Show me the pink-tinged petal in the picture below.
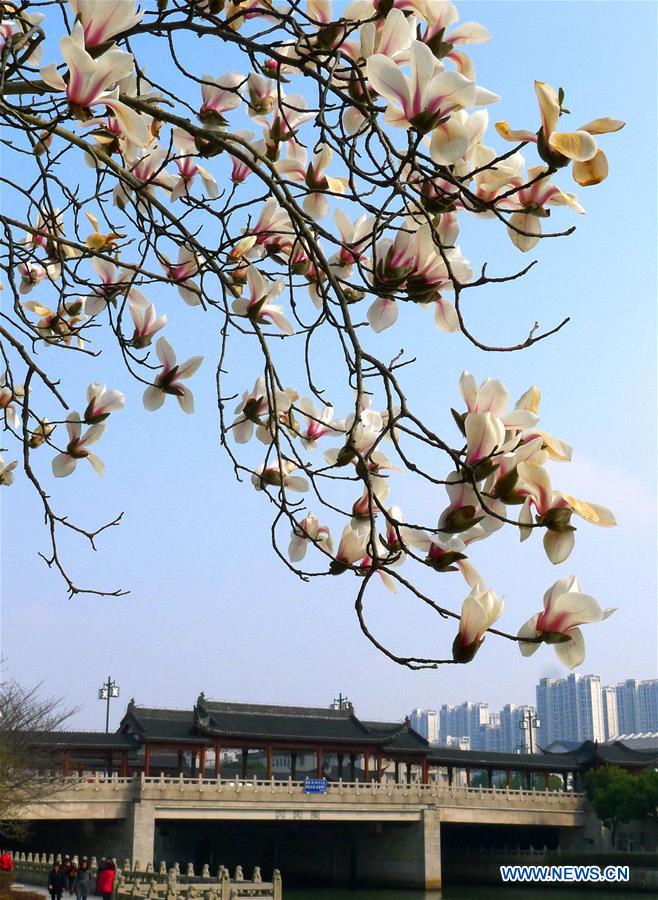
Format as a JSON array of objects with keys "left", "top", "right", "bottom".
[
  {"left": 85, "top": 294, "right": 107, "bottom": 316},
  {"left": 177, "top": 283, "right": 202, "bottom": 307},
  {"left": 543, "top": 529, "right": 575, "bottom": 565},
  {"left": 502, "top": 409, "right": 539, "bottom": 429},
  {"left": 542, "top": 591, "right": 603, "bottom": 631},
  {"left": 52, "top": 453, "right": 77, "bottom": 478},
  {"left": 285, "top": 475, "right": 309, "bottom": 493},
  {"left": 507, "top": 211, "right": 541, "bottom": 253},
  {"left": 81, "top": 422, "right": 106, "bottom": 446},
  {"left": 66, "top": 413, "right": 82, "bottom": 442},
  {"left": 176, "top": 385, "right": 195, "bottom": 415},
  {"left": 449, "top": 22, "right": 491, "bottom": 45},
  {"left": 102, "top": 97, "right": 150, "bottom": 148},
  {"left": 40, "top": 63, "right": 67, "bottom": 91},
  {"left": 517, "top": 614, "right": 541, "bottom": 657},
  {"left": 303, "top": 192, "right": 329, "bottom": 220},
  {"left": 572, "top": 148, "right": 609, "bottom": 186},
  {"left": 476, "top": 378, "right": 508, "bottom": 416},
  {"left": 548, "top": 130, "right": 597, "bottom": 162},
  {"left": 365, "top": 54, "right": 411, "bottom": 113},
  {"left": 367, "top": 297, "right": 398, "bottom": 333},
  {"left": 155, "top": 336, "right": 177, "bottom": 369},
  {"left": 433, "top": 297, "right": 459, "bottom": 332},
  {"left": 459, "top": 371, "right": 478, "bottom": 411},
  {"left": 265, "top": 308, "right": 295, "bottom": 335},
  {"left": 177, "top": 355, "right": 204, "bottom": 379},
  {"left": 143, "top": 385, "right": 165, "bottom": 411},
  {"left": 562, "top": 494, "right": 616, "bottom": 527},
  {"left": 85, "top": 450, "right": 105, "bottom": 477},
  {"left": 429, "top": 115, "right": 469, "bottom": 165},
  {"left": 554, "top": 626, "right": 585, "bottom": 669}
]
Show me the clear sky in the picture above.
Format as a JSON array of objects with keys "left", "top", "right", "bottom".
[{"left": 1, "top": 1, "right": 656, "bottom": 731}]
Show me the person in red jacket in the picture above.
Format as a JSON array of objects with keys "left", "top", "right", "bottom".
[
  {"left": 0, "top": 852, "right": 14, "bottom": 893},
  {"left": 0, "top": 852, "right": 13, "bottom": 872},
  {"left": 96, "top": 860, "right": 116, "bottom": 900}
]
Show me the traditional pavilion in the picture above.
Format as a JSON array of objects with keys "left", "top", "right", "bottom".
[{"left": 28, "top": 694, "right": 658, "bottom": 787}]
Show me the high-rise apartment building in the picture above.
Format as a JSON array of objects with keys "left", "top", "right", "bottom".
[
  {"left": 536, "top": 674, "right": 605, "bottom": 746},
  {"left": 410, "top": 708, "right": 439, "bottom": 745},
  {"left": 614, "top": 679, "right": 658, "bottom": 734},
  {"left": 439, "top": 702, "right": 490, "bottom": 750},
  {"left": 500, "top": 704, "right": 537, "bottom": 753},
  {"left": 602, "top": 686, "right": 618, "bottom": 741}
]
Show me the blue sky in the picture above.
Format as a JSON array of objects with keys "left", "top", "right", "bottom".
[{"left": 1, "top": 1, "right": 656, "bottom": 731}]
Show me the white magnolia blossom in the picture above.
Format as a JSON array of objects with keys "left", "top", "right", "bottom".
[{"left": 143, "top": 337, "right": 203, "bottom": 415}]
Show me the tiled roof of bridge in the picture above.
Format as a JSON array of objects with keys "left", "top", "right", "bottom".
[
  {"left": 120, "top": 704, "right": 202, "bottom": 744},
  {"left": 426, "top": 747, "right": 583, "bottom": 771},
  {"left": 30, "top": 731, "right": 139, "bottom": 749},
  {"left": 194, "top": 697, "right": 428, "bottom": 750}
]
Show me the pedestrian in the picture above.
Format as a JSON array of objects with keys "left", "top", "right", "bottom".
[
  {"left": 48, "top": 862, "right": 67, "bottom": 900},
  {"left": 0, "top": 850, "right": 14, "bottom": 893},
  {"left": 96, "top": 859, "right": 116, "bottom": 900},
  {"left": 67, "top": 859, "right": 78, "bottom": 895},
  {"left": 72, "top": 858, "right": 93, "bottom": 900}
]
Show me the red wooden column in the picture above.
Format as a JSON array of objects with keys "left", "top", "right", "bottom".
[
  {"left": 121, "top": 751, "right": 128, "bottom": 778},
  {"left": 177, "top": 750, "right": 184, "bottom": 774},
  {"left": 506, "top": 770, "right": 512, "bottom": 788},
  {"left": 421, "top": 759, "right": 429, "bottom": 785},
  {"left": 363, "top": 752, "right": 370, "bottom": 783},
  {"left": 266, "top": 746, "right": 273, "bottom": 781},
  {"left": 63, "top": 751, "right": 71, "bottom": 777},
  {"left": 144, "top": 746, "right": 151, "bottom": 777},
  {"left": 375, "top": 753, "right": 382, "bottom": 783},
  {"left": 199, "top": 747, "right": 206, "bottom": 778},
  {"left": 316, "top": 747, "right": 324, "bottom": 778},
  {"left": 405, "top": 762, "right": 411, "bottom": 783},
  {"left": 465, "top": 768, "right": 471, "bottom": 787},
  {"left": 215, "top": 742, "right": 221, "bottom": 779}
]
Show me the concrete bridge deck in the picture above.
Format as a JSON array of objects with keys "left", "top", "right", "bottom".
[{"left": 19, "top": 776, "right": 587, "bottom": 889}]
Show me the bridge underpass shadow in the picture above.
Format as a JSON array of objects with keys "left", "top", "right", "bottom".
[
  {"left": 441, "top": 822, "right": 559, "bottom": 885},
  {"left": 156, "top": 819, "right": 418, "bottom": 888}
]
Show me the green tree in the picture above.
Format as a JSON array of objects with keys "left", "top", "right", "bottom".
[{"left": 584, "top": 766, "right": 655, "bottom": 845}]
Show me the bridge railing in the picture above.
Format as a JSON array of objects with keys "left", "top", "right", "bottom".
[{"left": 45, "top": 772, "right": 584, "bottom": 806}]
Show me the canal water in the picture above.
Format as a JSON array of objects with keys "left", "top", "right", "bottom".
[{"left": 287, "top": 888, "right": 649, "bottom": 899}]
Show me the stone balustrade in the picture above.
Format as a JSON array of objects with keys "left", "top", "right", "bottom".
[{"left": 5, "top": 853, "right": 281, "bottom": 900}]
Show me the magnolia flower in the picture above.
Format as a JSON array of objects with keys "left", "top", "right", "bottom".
[
  {"left": 231, "top": 376, "right": 297, "bottom": 444},
  {"left": 496, "top": 81, "right": 624, "bottom": 186},
  {"left": 170, "top": 127, "right": 219, "bottom": 202},
  {"left": 17, "top": 261, "right": 60, "bottom": 295},
  {"left": 40, "top": 22, "right": 149, "bottom": 147},
  {"left": 517, "top": 461, "right": 616, "bottom": 564},
  {"left": 247, "top": 73, "right": 277, "bottom": 115},
  {"left": 85, "top": 256, "right": 131, "bottom": 315},
  {"left": 128, "top": 289, "right": 167, "bottom": 348},
  {"left": 161, "top": 246, "right": 201, "bottom": 306},
  {"left": 0, "top": 455, "right": 18, "bottom": 486},
  {"left": 29, "top": 419, "right": 56, "bottom": 449},
  {"left": 68, "top": 0, "right": 143, "bottom": 48},
  {"left": 251, "top": 458, "right": 309, "bottom": 492},
  {"left": 295, "top": 398, "right": 343, "bottom": 449},
  {"left": 464, "top": 411, "right": 507, "bottom": 467},
  {"left": 501, "top": 167, "right": 585, "bottom": 252},
  {"left": 288, "top": 512, "right": 333, "bottom": 562},
  {"left": 517, "top": 576, "right": 615, "bottom": 669},
  {"left": 302, "top": 145, "right": 348, "bottom": 220},
  {"left": 366, "top": 40, "right": 496, "bottom": 139},
  {"left": 52, "top": 413, "right": 105, "bottom": 478},
  {"left": 453, "top": 585, "right": 504, "bottom": 663},
  {"left": 232, "top": 266, "right": 294, "bottom": 334},
  {"left": 329, "top": 210, "right": 374, "bottom": 275},
  {"left": 84, "top": 382, "right": 125, "bottom": 424},
  {"left": 23, "top": 299, "right": 86, "bottom": 347},
  {"left": 199, "top": 73, "right": 244, "bottom": 125},
  {"left": 420, "top": 1, "right": 490, "bottom": 79},
  {"left": 330, "top": 523, "right": 368, "bottom": 573},
  {"left": 459, "top": 371, "right": 539, "bottom": 429},
  {"left": 226, "top": 131, "right": 260, "bottom": 183},
  {"left": 259, "top": 94, "right": 314, "bottom": 151},
  {"left": 247, "top": 198, "right": 295, "bottom": 258},
  {"left": 0, "top": 372, "right": 23, "bottom": 429},
  {"left": 142, "top": 337, "right": 203, "bottom": 414}
]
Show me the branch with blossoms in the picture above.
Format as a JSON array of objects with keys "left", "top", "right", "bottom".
[{"left": 0, "top": 0, "right": 625, "bottom": 667}]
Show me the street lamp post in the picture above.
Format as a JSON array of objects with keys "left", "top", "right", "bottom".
[
  {"left": 519, "top": 710, "right": 541, "bottom": 754},
  {"left": 98, "top": 676, "right": 120, "bottom": 733}
]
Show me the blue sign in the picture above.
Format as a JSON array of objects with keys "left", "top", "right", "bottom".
[{"left": 304, "top": 777, "right": 328, "bottom": 794}]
